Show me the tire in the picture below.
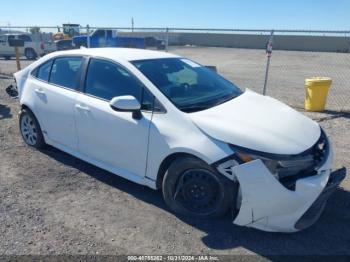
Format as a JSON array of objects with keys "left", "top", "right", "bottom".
[
  {"left": 25, "top": 48, "right": 37, "bottom": 60},
  {"left": 162, "top": 156, "right": 234, "bottom": 218},
  {"left": 19, "top": 108, "right": 45, "bottom": 148}
]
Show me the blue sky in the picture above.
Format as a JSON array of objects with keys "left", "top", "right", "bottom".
[{"left": 1, "top": 0, "right": 349, "bottom": 29}]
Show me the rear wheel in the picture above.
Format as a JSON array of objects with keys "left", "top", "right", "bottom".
[
  {"left": 162, "top": 157, "right": 234, "bottom": 218},
  {"left": 19, "top": 109, "right": 45, "bottom": 148},
  {"left": 25, "top": 48, "right": 37, "bottom": 60}
]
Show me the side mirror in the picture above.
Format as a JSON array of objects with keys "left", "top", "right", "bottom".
[{"left": 109, "top": 95, "right": 142, "bottom": 119}]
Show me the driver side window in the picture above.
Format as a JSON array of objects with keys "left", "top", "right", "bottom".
[{"left": 84, "top": 58, "right": 154, "bottom": 111}]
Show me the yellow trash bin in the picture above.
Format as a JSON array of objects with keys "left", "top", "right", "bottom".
[{"left": 305, "top": 77, "right": 332, "bottom": 112}]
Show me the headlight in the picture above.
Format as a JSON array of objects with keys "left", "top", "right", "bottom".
[
  {"left": 232, "top": 129, "right": 329, "bottom": 180},
  {"left": 235, "top": 151, "right": 315, "bottom": 180}
]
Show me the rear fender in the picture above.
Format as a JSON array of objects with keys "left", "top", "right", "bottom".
[{"left": 13, "top": 67, "right": 30, "bottom": 99}]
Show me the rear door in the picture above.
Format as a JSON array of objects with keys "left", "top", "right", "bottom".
[{"left": 30, "top": 56, "right": 83, "bottom": 150}]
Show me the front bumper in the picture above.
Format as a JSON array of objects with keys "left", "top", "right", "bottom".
[
  {"left": 294, "top": 167, "right": 346, "bottom": 230},
  {"left": 230, "top": 147, "right": 346, "bottom": 232}
]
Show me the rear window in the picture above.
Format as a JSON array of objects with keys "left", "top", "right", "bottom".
[
  {"left": 49, "top": 57, "right": 82, "bottom": 89},
  {"left": 18, "top": 35, "right": 32, "bottom": 42}
]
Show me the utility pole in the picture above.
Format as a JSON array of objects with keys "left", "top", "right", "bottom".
[
  {"left": 263, "top": 30, "right": 274, "bottom": 95},
  {"left": 131, "top": 18, "right": 134, "bottom": 32}
]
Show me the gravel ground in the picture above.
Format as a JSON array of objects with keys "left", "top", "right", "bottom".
[{"left": 0, "top": 48, "right": 349, "bottom": 257}]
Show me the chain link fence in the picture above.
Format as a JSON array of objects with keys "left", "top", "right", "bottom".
[{"left": 0, "top": 26, "right": 349, "bottom": 112}]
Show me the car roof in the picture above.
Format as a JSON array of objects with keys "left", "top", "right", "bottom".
[
  {"left": 50, "top": 47, "right": 180, "bottom": 62},
  {"left": 4, "top": 33, "right": 29, "bottom": 36}
]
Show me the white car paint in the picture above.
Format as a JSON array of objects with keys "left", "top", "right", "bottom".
[
  {"left": 30, "top": 78, "right": 79, "bottom": 150},
  {"left": 74, "top": 92, "right": 152, "bottom": 179},
  {"left": 190, "top": 89, "right": 321, "bottom": 155},
  {"left": 110, "top": 95, "right": 142, "bottom": 111},
  {"left": 14, "top": 48, "right": 337, "bottom": 232}
]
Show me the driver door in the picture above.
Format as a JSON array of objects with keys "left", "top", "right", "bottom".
[{"left": 75, "top": 58, "right": 153, "bottom": 178}]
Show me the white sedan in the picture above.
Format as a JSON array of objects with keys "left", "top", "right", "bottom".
[{"left": 14, "top": 48, "right": 345, "bottom": 232}]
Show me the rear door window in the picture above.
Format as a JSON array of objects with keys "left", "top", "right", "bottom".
[
  {"left": 18, "top": 35, "right": 32, "bottom": 42},
  {"left": 49, "top": 57, "right": 82, "bottom": 89},
  {"left": 36, "top": 60, "right": 53, "bottom": 81}
]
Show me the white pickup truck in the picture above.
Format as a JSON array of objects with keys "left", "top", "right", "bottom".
[{"left": 0, "top": 33, "right": 46, "bottom": 60}]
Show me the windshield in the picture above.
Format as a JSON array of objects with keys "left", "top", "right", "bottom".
[{"left": 132, "top": 58, "right": 242, "bottom": 113}]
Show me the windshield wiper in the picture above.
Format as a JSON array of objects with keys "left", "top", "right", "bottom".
[
  {"left": 211, "top": 95, "right": 235, "bottom": 107},
  {"left": 180, "top": 95, "right": 236, "bottom": 113},
  {"left": 180, "top": 105, "right": 211, "bottom": 113}
]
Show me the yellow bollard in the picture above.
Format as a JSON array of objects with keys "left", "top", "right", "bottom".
[{"left": 304, "top": 77, "right": 332, "bottom": 112}]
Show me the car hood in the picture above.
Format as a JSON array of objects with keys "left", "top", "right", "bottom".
[{"left": 189, "top": 90, "right": 321, "bottom": 155}]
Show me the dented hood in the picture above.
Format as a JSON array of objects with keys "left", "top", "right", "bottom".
[{"left": 189, "top": 90, "right": 321, "bottom": 155}]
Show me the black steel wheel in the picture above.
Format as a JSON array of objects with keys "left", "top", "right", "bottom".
[{"left": 162, "top": 157, "right": 234, "bottom": 218}]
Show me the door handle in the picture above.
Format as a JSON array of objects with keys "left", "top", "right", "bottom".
[
  {"left": 75, "top": 104, "right": 90, "bottom": 112},
  {"left": 35, "top": 88, "right": 45, "bottom": 94}
]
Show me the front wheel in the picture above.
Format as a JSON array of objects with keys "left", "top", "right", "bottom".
[
  {"left": 162, "top": 157, "right": 234, "bottom": 218},
  {"left": 25, "top": 48, "right": 37, "bottom": 60}
]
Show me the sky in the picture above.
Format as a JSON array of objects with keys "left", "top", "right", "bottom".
[{"left": 0, "top": 0, "right": 349, "bottom": 30}]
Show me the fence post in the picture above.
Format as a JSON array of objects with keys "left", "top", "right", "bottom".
[
  {"left": 86, "top": 24, "right": 90, "bottom": 48},
  {"left": 15, "top": 46, "right": 21, "bottom": 71},
  {"left": 165, "top": 27, "right": 169, "bottom": 52},
  {"left": 263, "top": 30, "right": 274, "bottom": 95}
]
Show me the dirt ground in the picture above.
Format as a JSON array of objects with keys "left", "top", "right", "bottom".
[{"left": 0, "top": 47, "right": 349, "bottom": 257}]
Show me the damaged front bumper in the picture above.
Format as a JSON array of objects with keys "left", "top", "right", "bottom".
[{"left": 229, "top": 147, "right": 346, "bottom": 232}]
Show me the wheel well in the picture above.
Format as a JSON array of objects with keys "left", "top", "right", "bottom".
[
  {"left": 156, "top": 152, "right": 203, "bottom": 190},
  {"left": 21, "top": 104, "right": 37, "bottom": 119},
  {"left": 21, "top": 104, "right": 31, "bottom": 111}
]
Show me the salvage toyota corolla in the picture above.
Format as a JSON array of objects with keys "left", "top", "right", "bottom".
[{"left": 14, "top": 48, "right": 346, "bottom": 232}]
